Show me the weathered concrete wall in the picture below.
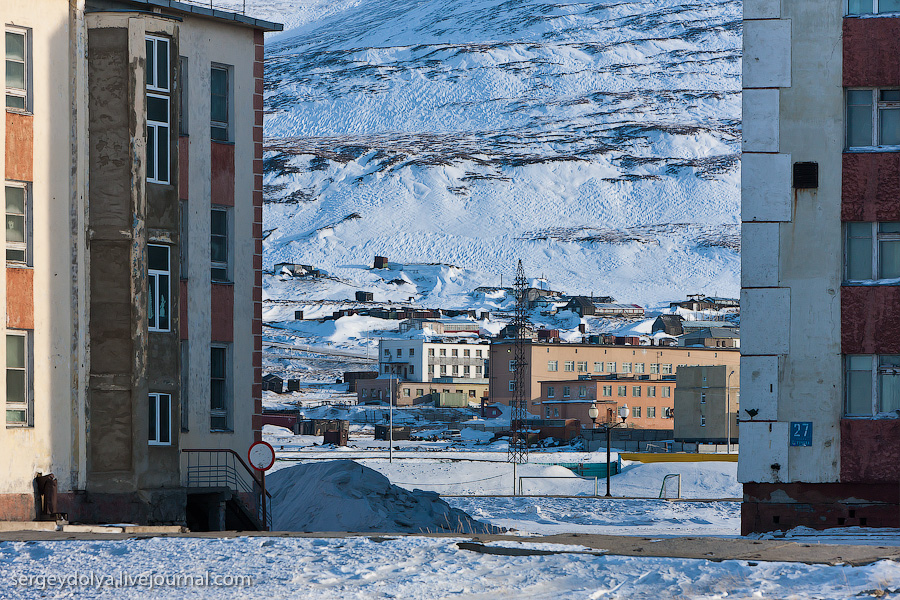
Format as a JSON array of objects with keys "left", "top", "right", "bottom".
[{"left": 674, "top": 365, "right": 739, "bottom": 444}]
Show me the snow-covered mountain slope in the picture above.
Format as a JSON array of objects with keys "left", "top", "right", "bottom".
[{"left": 247, "top": 0, "right": 742, "bottom": 308}]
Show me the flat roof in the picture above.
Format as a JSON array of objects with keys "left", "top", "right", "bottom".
[{"left": 121, "top": 0, "right": 283, "bottom": 31}]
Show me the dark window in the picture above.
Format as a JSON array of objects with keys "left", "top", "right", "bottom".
[
  {"left": 210, "top": 345, "right": 229, "bottom": 430},
  {"left": 210, "top": 66, "right": 229, "bottom": 142},
  {"left": 211, "top": 207, "right": 228, "bottom": 281}
]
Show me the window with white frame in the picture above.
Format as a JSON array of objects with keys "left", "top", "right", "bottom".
[
  {"left": 647, "top": 406, "right": 656, "bottom": 418},
  {"left": 146, "top": 36, "right": 170, "bottom": 184},
  {"left": 5, "top": 28, "right": 28, "bottom": 110},
  {"left": 563, "top": 385, "right": 570, "bottom": 397},
  {"left": 5, "top": 184, "right": 27, "bottom": 264},
  {"left": 577, "top": 361, "right": 587, "bottom": 373},
  {"left": 618, "top": 385, "right": 626, "bottom": 397},
  {"left": 621, "top": 362, "right": 632, "bottom": 373},
  {"left": 476, "top": 349, "right": 482, "bottom": 357},
  {"left": 428, "top": 348, "right": 434, "bottom": 356},
  {"left": 662, "top": 364, "right": 673, "bottom": 374},
  {"left": 476, "top": 365, "right": 482, "bottom": 375},
  {"left": 635, "top": 362, "right": 645, "bottom": 374},
  {"left": 661, "top": 386, "right": 671, "bottom": 398},
  {"left": 148, "top": 244, "right": 170, "bottom": 331},
  {"left": 440, "top": 348, "right": 446, "bottom": 356},
  {"left": 606, "top": 362, "right": 615, "bottom": 373},
  {"left": 632, "top": 406, "right": 641, "bottom": 418},
  {"left": 210, "top": 207, "right": 229, "bottom": 281},
  {"left": 452, "top": 365, "right": 458, "bottom": 375},
  {"left": 452, "top": 349, "right": 458, "bottom": 357},
  {"left": 593, "top": 362, "right": 603, "bottom": 373},
  {"left": 508, "top": 380, "right": 515, "bottom": 392},
  {"left": 579, "top": 385, "right": 586, "bottom": 397},
  {"left": 632, "top": 386, "right": 641, "bottom": 397},
  {"left": 845, "top": 222, "right": 900, "bottom": 281},
  {"left": 647, "top": 386, "right": 656, "bottom": 397},
  {"left": 650, "top": 363, "right": 659, "bottom": 374},
  {"left": 210, "top": 65, "right": 230, "bottom": 142},
  {"left": 149, "top": 392, "right": 171, "bottom": 445},
  {"left": 210, "top": 344, "right": 231, "bottom": 430},
  {"left": 463, "top": 365, "right": 470, "bottom": 376},
  {"left": 547, "top": 386, "right": 555, "bottom": 398},
  {"left": 564, "top": 361, "right": 575, "bottom": 372},
  {"left": 846, "top": 88, "right": 900, "bottom": 149},
  {"left": 602, "top": 385, "right": 612, "bottom": 397},
  {"left": 848, "top": 0, "right": 900, "bottom": 16},
  {"left": 700, "top": 414, "right": 706, "bottom": 427},
  {"left": 845, "top": 354, "right": 900, "bottom": 415},
  {"left": 5, "top": 331, "right": 30, "bottom": 425},
  {"left": 700, "top": 392, "right": 706, "bottom": 404},
  {"left": 548, "top": 360, "right": 558, "bottom": 372}
]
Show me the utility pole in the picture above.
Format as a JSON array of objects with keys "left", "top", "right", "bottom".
[{"left": 508, "top": 260, "right": 530, "bottom": 465}]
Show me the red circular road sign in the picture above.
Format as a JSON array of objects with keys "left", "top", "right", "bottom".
[{"left": 248, "top": 441, "right": 276, "bottom": 471}]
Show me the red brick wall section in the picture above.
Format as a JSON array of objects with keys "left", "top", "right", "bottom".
[
  {"left": 842, "top": 153, "right": 900, "bottom": 221},
  {"left": 210, "top": 142, "right": 234, "bottom": 206},
  {"left": 844, "top": 17, "right": 900, "bottom": 87},
  {"left": 841, "top": 285, "right": 900, "bottom": 354},
  {"left": 0, "top": 493, "right": 37, "bottom": 520},
  {"left": 210, "top": 282, "right": 233, "bottom": 343},
  {"left": 742, "top": 483, "right": 899, "bottom": 534},
  {"left": 5, "top": 112, "right": 33, "bottom": 181},
  {"left": 7, "top": 267, "right": 34, "bottom": 329},
  {"left": 841, "top": 419, "right": 900, "bottom": 483},
  {"left": 252, "top": 30, "right": 264, "bottom": 443}
]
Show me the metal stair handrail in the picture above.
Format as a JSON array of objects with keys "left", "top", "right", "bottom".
[{"left": 182, "top": 448, "right": 272, "bottom": 530}]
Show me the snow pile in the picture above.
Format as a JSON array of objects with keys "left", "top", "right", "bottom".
[{"left": 268, "top": 460, "right": 501, "bottom": 533}]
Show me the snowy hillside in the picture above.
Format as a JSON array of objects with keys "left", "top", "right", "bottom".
[{"left": 243, "top": 0, "right": 741, "bottom": 308}]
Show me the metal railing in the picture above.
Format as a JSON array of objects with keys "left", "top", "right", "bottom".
[
  {"left": 166, "top": 0, "right": 248, "bottom": 15},
  {"left": 182, "top": 448, "right": 272, "bottom": 530}
]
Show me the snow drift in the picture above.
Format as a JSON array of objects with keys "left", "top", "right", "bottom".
[{"left": 268, "top": 460, "right": 501, "bottom": 533}]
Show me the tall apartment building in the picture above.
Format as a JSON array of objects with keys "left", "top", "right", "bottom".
[
  {"left": 1, "top": 0, "right": 280, "bottom": 525},
  {"left": 489, "top": 341, "right": 739, "bottom": 409},
  {"left": 740, "top": 0, "right": 900, "bottom": 532}
]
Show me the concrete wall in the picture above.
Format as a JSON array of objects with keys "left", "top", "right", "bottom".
[{"left": 674, "top": 365, "right": 739, "bottom": 444}]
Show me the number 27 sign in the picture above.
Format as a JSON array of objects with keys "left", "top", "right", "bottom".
[{"left": 790, "top": 422, "right": 812, "bottom": 447}]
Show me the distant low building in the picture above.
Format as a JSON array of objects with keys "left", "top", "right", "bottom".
[
  {"left": 652, "top": 315, "right": 685, "bottom": 336},
  {"left": 674, "top": 365, "right": 739, "bottom": 445},
  {"left": 565, "top": 297, "right": 642, "bottom": 317},
  {"left": 670, "top": 295, "right": 740, "bottom": 311},
  {"left": 275, "top": 263, "right": 321, "bottom": 277},
  {"left": 399, "top": 319, "right": 481, "bottom": 335},
  {"left": 680, "top": 327, "right": 740, "bottom": 349}
]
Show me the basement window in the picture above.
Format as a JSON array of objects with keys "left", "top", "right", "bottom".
[
  {"left": 845, "top": 354, "right": 900, "bottom": 416},
  {"left": 846, "top": 89, "right": 900, "bottom": 149},
  {"left": 847, "top": 0, "right": 900, "bottom": 14},
  {"left": 844, "top": 222, "right": 900, "bottom": 282}
]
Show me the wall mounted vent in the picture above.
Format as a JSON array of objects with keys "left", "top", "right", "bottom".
[{"left": 793, "top": 162, "right": 818, "bottom": 189}]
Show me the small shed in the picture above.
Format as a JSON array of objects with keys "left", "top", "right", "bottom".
[
  {"left": 262, "top": 374, "right": 284, "bottom": 393},
  {"left": 355, "top": 291, "right": 374, "bottom": 302},
  {"left": 374, "top": 425, "right": 411, "bottom": 441},
  {"left": 373, "top": 256, "right": 388, "bottom": 269}
]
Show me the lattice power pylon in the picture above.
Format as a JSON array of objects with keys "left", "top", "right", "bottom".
[{"left": 508, "top": 259, "right": 530, "bottom": 464}]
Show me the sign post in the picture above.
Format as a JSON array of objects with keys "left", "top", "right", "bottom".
[{"left": 248, "top": 441, "right": 276, "bottom": 530}]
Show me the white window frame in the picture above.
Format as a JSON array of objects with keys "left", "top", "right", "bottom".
[
  {"left": 547, "top": 360, "right": 558, "bottom": 372},
  {"left": 577, "top": 361, "right": 587, "bottom": 373},
  {"left": 662, "top": 364, "right": 673, "bottom": 374},
  {"left": 844, "top": 221, "right": 900, "bottom": 282},
  {"left": 148, "top": 244, "right": 171, "bottom": 332},
  {"left": 210, "top": 64, "right": 231, "bottom": 142},
  {"left": 147, "top": 92, "right": 170, "bottom": 184},
  {"left": 564, "top": 361, "right": 575, "bottom": 372},
  {"left": 5, "top": 182, "right": 29, "bottom": 265},
  {"left": 700, "top": 414, "right": 706, "bottom": 427},
  {"left": 635, "top": 362, "right": 645, "bottom": 374},
  {"left": 846, "top": 0, "right": 900, "bottom": 15},
  {"left": 846, "top": 88, "right": 900, "bottom": 149},
  {"left": 632, "top": 386, "right": 641, "bottom": 397},
  {"left": 5, "top": 330, "right": 31, "bottom": 426},
  {"left": 602, "top": 385, "right": 612, "bottom": 397},
  {"left": 662, "top": 386, "right": 671, "bottom": 398},
  {"left": 149, "top": 392, "right": 172, "bottom": 445},
  {"left": 210, "top": 206, "right": 230, "bottom": 282},
  {"left": 146, "top": 36, "right": 171, "bottom": 184},
  {"left": 146, "top": 36, "right": 170, "bottom": 93},
  {"left": 607, "top": 362, "right": 615, "bottom": 373},
  {"left": 648, "top": 386, "right": 656, "bottom": 397},
  {"left": 632, "top": 406, "right": 641, "bottom": 418},
  {"left": 210, "top": 343, "right": 232, "bottom": 431},
  {"left": 650, "top": 363, "right": 659, "bottom": 374},
  {"left": 5, "top": 27, "right": 29, "bottom": 111},
  {"left": 845, "top": 354, "right": 900, "bottom": 416},
  {"left": 593, "top": 362, "right": 603, "bottom": 373},
  {"left": 547, "top": 386, "right": 555, "bottom": 398},
  {"left": 508, "top": 380, "right": 515, "bottom": 392},
  {"left": 647, "top": 406, "right": 656, "bottom": 418},
  {"left": 563, "top": 386, "right": 570, "bottom": 397}
]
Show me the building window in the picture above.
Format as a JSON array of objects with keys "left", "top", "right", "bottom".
[
  {"left": 846, "top": 88, "right": 900, "bottom": 148},
  {"left": 440, "top": 348, "right": 446, "bottom": 356},
  {"left": 554, "top": 408, "right": 559, "bottom": 417},
  {"left": 700, "top": 414, "right": 706, "bottom": 426},
  {"left": 452, "top": 365, "right": 458, "bottom": 375},
  {"left": 476, "top": 349, "right": 482, "bottom": 358},
  {"left": 621, "top": 362, "right": 632, "bottom": 373},
  {"left": 564, "top": 361, "right": 575, "bottom": 372},
  {"left": 462, "top": 349, "right": 467, "bottom": 357},
  {"left": 149, "top": 393, "right": 171, "bottom": 445},
  {"left": 650, "top": 363, "right": 659, "bottom": 374},
  {"left": 661, "top": 386, "right": 671, "bottom": 398},
  {"left": 211, "top": 207, "right": 230, "bottom": 281},
  {"left": 362, "top": 388, "right": 368, "bottom": 398},
  {"left": 647, "top": 406, "right": 656, "bottom": 418},
  {"left": 5, "top": 332, "right": 30, "bottom": 425},
  {"left": 5, "top": 28, "right": 28, "bottom": 110},
  {"left": 700, "top": 392, "right": 706, "bottom": 404},
  {"left": 397, "top": 349, "right": 403, "bottom": 357},
  {"left": 441, "top": 365, "right": 447, "bottom": 374},
  {"left": 508, "top": 381, "right": 516, "bottom": 392},
  {"left": 546, "top": 406, "right": 551, "bottom": 417},
  {"left": 428, "top": 348, "right": 434, "bottom": 356},
  {"left": 464, "top": 365, "right": 470, "bottom": 376},
  {"left": 632, "top": 406, "right": 641, "bottom": 418},
  {"left": 607, "top": 362, "right": 615, "bottom": 373},
  {"left": 148, "top": 244, "right": 170, "bottom": 332},
  {"left": 417, "top": 389, "right": 424, "bottom": 396},
  {"left": 178, "top": 56, "right": 189, "bottom": 135},
  {"left": 384, "top": 349, "right": 390, "bottom": 357},
  {"left": 577, "top": 361, "right": 587, "bottom": 372},
  {"left": 548, "top": 360, "right": 558, "bottom": 372},
  {"left": 509, "top": 359, "right": 516, "bottom": 372},
  {"left": 403, "top": 388, "right": 410, "bottom": 397},
  {"left": 602, "top": 385, "right": 612, "bottom": 397},
  {"left": 579, "top": 385, "right": 586, "bottom": 397},
  {"left": 547, "top": 386, "right": 555, "bottom": 398},
  {"left": 210, "top": 65, "right": 230, "bottom": 142},
  {"left": 409, "top": 365, "right": 415, "bottom": 375},
  {"left": 181, "top": 341, "right": 189, "bottom": 432},
  {"left": 5, "top": 184, "right": 28, "bottom": 264},
  {"left": 664, "top": 407, "right": 673, "bottom": 419},
  {"left": 845, "top": 354, "right": 900, "bottom": 415},
  {"left": 635, "top": 363, "right": 645, "bottom": 374},
  {"left": 146, "top": 37, "right": 170, "bottom": 184},
  {"left": 647, "top": 386, "right": 656, "bottom": 397},
  {"left": 210, "top": 345, "right": 231, "bottom": 430},
  {"left": 848, "top": 0, "right": 900, "bottom": 14},
  {"left": 844, "top": 222, "right": 900, "bottom": 281},
  {"left": 563, "top": 386, "right": 570, "bottom": 397},
  {"left": 617, "top": 385, "right": 627, "bottom": 397},
  {"left": 632, "top": 386, "right": 641, "bottom": 397},
  {"left": 594, "top": 362, "right": 603, "bottom": 373},
  {"left": 452, "top": 349, "right": 458, "bottom": 357},
  {"left": 662, "top": 364, "right": 673, "bottom": 374},
  {"left": 476, "top": 365, "right": 483, "bottom": 375}
]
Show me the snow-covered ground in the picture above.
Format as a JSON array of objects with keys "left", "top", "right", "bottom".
[{"left": 4, "top": 535, "right": 900, "bottom": 599}]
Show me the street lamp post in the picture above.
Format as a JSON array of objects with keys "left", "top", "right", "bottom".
[
  {"left": 726, "top": 370, "right": 735, "bottom": 454},
  {"left": 603, "top": 404, "right": 630, "bottom": 497}
]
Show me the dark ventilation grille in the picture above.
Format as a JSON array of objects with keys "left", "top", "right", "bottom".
[{"left": 793, "top": 162, "right": 819, "bottom": 189}]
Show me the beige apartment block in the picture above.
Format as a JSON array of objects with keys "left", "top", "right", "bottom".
[
  {"left": 489, "top": 341, "right": 739, "bottom": 409},
  {"left": 673, "top": 365, "right": 739, "bottom": 445},
  {"left": 1, "top": 0, "right": 279, "bottom": 528}
]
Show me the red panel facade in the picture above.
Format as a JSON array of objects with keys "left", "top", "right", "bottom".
[
  {"left": 6, "top": 267, "right": 34, "bottom": 329},
  {"left": 841, "top": 419, "right": 900, "bottom": 483},
  {"left": 843, "top": 17, "right": 900, "bottom": 86},
  {"left": 842, "top": 153, "right": 900, "bottom": 221},
  {"left": 5, "top": 112, "right": 33, "bottom": 181},
  {"left": 841, "top": 285, "right": 900, "bottom": 354},
  {"left": 210, "top": 282, "right": 233, "bottom": 342},
  {"left": 210, "top": 141, "right": 234, "bottom": 206}
]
